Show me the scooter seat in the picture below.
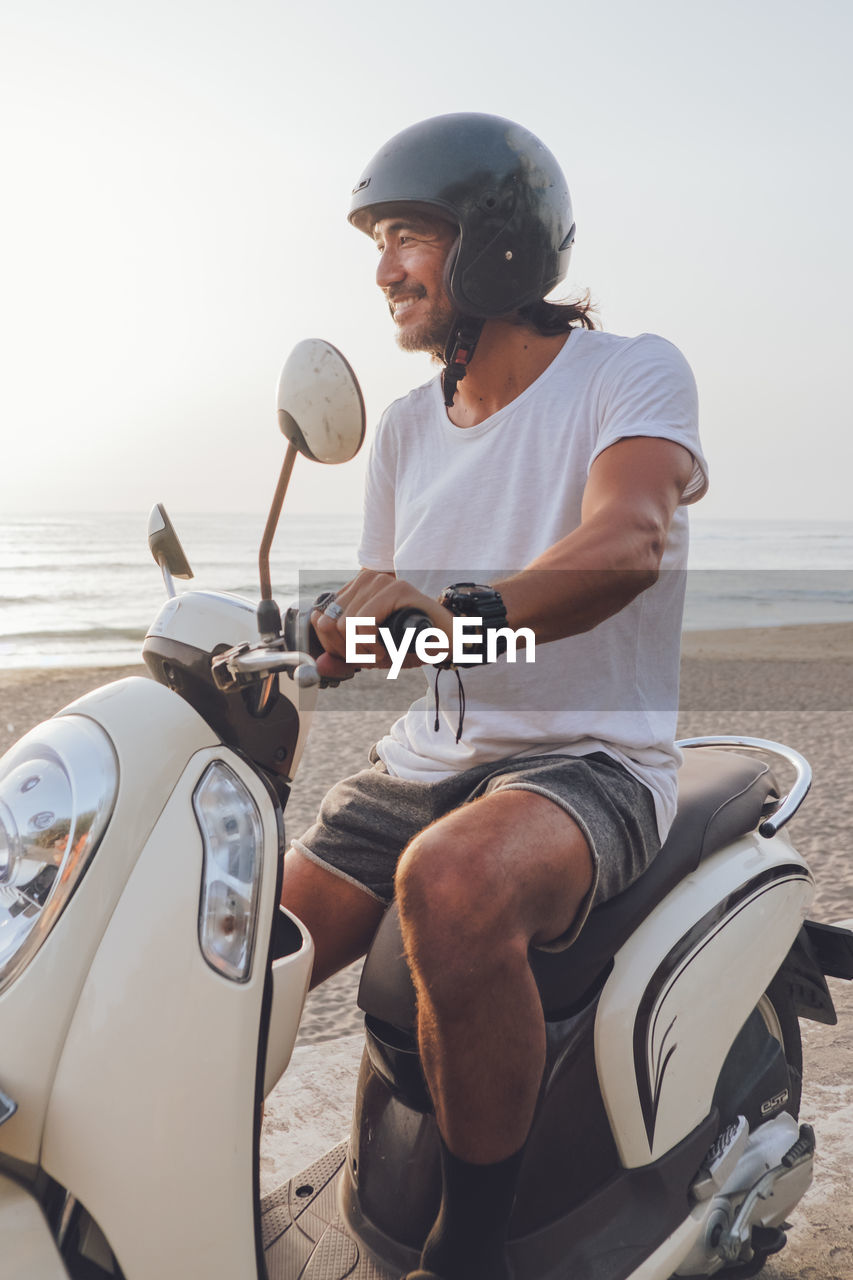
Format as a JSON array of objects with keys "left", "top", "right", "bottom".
[{"left": 358, "top": 748, "right": 778, "bottom": 1028}]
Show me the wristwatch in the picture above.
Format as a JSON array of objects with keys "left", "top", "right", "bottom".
[{"left": 437, "top": 582, "right": 508, "bottom": 662}]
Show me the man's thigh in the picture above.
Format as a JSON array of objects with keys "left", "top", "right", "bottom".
[{"left": 398, "top": 752, "right": 660, "bottom": 951}]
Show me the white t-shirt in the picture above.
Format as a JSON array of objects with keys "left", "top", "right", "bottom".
[{"left": 357, "top": 328, "right": 708, "bottom": 840}]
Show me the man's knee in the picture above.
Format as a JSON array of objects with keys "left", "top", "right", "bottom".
[
  {"left": 396, "top": 812, "right": 523, "bottom": 959},
  {"left": 395, "top": 791, "right": 595, "bottom": 963}
]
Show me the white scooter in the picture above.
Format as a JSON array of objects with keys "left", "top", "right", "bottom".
[{"left": 1, "top": 340, "right": 851, "bottom": 1280}]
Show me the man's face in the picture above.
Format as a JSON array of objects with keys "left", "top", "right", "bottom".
[{"left": 372, "top": 213, "right": 458, "bottom": 358}]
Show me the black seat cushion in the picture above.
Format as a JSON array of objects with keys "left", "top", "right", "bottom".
[{"left": 358, "top": 749, "right": 778, "bottom": 1030}]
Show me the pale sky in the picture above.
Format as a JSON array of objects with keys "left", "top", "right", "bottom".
[{"left": 2, "top": 0, "right": 851, "bottom": 520}]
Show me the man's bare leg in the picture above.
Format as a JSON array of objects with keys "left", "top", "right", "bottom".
[
  {"left": 281, "top": 847, "right": 387, "bottom": 988},
  {"left": 395, "top": 788, "right": 594, "bottom": 1276}
]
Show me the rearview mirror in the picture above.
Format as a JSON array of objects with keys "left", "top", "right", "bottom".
[
  {"left": 276, "top": 339, "right": 366, "bottom": 465},
  {"left": 148, "top": 503, "right": 193, "bottom": 598}
]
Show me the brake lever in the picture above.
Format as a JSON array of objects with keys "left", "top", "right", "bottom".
[{"left": 211, "top": 641, "right": 320, "bottom": 691}]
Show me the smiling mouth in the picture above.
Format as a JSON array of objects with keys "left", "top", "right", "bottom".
[{"left": 388, "top": 288, "right": 426, "bottom": 321}]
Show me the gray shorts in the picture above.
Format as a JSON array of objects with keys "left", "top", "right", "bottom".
[{"left": 292, "top": 748, "right": 661, "bottom": 951}]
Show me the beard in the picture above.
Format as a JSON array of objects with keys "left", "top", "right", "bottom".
[{"left": 388, "top": 287, "right": 456, "bottom": 360}]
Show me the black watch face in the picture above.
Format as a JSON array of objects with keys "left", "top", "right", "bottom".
[{"left": 444, "top": 585, "right": 505, "bottom": 618}]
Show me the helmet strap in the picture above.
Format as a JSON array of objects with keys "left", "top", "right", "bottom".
[{"left": 442, "top": 316, "right": 485, "bottom": 408}]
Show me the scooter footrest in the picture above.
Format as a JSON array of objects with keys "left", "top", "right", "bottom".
[
  {"left": 716, "top": 1226, "right": 787, "bottom": 1278},
  {"left": 261, "top": 1142, "right": 399, "bottom": 1278}
]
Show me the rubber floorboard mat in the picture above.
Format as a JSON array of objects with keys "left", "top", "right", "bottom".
[{"left": 261, "top": 1142, "right": 396, "bottom": 1279}]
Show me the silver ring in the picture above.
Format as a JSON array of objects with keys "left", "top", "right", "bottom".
[{"left": 324, "top": 601, "right": 344, "bottom": 621}]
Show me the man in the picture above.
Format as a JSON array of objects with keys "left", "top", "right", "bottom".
[{"left": 282, "top": 113, "right": 708, "bottom": 1280}]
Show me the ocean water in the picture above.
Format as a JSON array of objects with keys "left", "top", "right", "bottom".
[{"left": 1, "top": 513, "right": 852, "bottom": 670}]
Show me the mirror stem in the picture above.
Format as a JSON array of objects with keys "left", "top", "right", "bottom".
[
  {"left": 160, "top": 561, "right": 177, "bottom": 600},
  {"left": 259, "top": 441, "right": 298, "bottom": 602}
]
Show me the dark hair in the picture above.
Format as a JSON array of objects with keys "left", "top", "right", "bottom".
[{"left": 516, "top": 293, "right": 599, "bottom": 334}]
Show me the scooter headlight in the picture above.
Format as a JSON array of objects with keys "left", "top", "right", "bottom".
[
  {"left": 193, "top": 762, "right": 262, "bottom": 982},
  {"left": 0, "top": 717, "right": 118, "bottom": 993}
]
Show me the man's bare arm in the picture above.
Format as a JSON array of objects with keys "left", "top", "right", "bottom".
[
  {"left": 312, "top": 437, "right": 694, "bottom": 668},
  {"left": 495, "top": 436, "right": 695, "bottom": 643}
]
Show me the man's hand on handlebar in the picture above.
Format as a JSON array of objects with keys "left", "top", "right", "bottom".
[{"left": 310, "top": 569, "right": 451, "bottom": 680}]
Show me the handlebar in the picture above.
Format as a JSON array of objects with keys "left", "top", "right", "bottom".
[
  {"left": 293, "top": 599, "right": 436, "bottom": 657},
  {"left": 381, "top": 607, "right": 435, "bottom": 647},
  {"left": 212, "top": 597, "right": 443, "bottom": 698}
]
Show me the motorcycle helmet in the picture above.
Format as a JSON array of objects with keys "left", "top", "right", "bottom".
[{"left": 348, "top": 113, "right": 576, "bottom": 318}]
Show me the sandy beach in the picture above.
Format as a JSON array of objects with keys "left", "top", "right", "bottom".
[{"left": 2, "top": 624, "right": 852, "bottom": 1276}]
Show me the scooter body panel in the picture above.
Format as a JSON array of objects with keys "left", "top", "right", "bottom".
[
  {"left": 145, "top": 589, "right": 318, "bottom": 781},
  {"left": 41, "top": 740, "right": 287, "bottom": 1279},
  {"left": 0, "top": 1172, "right": 69, "bottom": 1279},
  {"left": 0, "top": 678, "right": 218, "bottom": 1165},
  {"left": 146, "top": 589, "right": 260, "bottom": 653},
  {"left": 264, "top": 909, "right": 315, "bottom": 1096},
  {"left": 596, "top": 829, "right": 814, "bottom": 1167}
]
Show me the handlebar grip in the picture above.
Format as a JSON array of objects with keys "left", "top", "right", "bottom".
[
  {"left": 294, "top": 599, "right": 437, "bottom": 666},
  {"left": 383, "top": 608, "right": 435, "bottom": 648}
]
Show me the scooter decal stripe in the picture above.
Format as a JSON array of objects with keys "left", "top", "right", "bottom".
[
  {"left": 632, "top": 864, "right": 811, "bottom": 1150},
  {"left": 650, "top": 1017, "right": 678, "bottom": 1130}
]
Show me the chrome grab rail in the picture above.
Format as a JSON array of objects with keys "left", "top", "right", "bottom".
[{"left": 676, "top": 735, "right": 812, "bottom": 839}]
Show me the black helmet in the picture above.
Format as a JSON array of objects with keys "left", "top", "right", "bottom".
[{"left": 348, "top": 112, "right": 576, "bottom": 318}]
